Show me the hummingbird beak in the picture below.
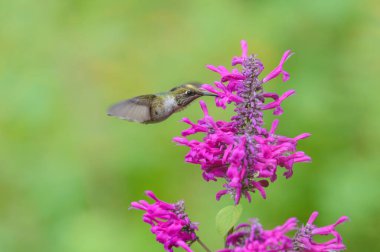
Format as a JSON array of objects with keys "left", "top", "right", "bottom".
[{"left": 200, "top": 91, "right": 218, "bottom": 97}]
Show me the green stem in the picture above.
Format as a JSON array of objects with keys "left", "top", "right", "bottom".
[{"left": 197, "top": 237, "right": 212, "bottom": 252}]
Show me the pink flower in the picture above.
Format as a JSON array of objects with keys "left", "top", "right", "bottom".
[
  {"left": 262, "top": 50, "right": 294, "bottom": 83},
  {"left": 218, "top": 212, "right": 348, "bottom": 252},
  {"left": 293, "top": 212, "right": 349, "bottom": 252},
  {"left": 174, "top": 40, "right": 311, "bottom": 204},
  {"left": 219, "top": 218, "right": 297, "bottom": 252},
  {"left": 130, "top": 191, "right": 198, "bottom": 252}
]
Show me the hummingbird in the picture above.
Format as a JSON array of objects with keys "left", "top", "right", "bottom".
[{"left": 107, "top": 83, "right": 217, "bottom": 124}]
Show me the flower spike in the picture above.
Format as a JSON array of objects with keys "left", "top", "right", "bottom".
[{"left": 174, "top": 40, "right": 310, "bottom": 204}]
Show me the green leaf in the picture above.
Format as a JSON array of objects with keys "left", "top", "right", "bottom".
[{"left": 215, "top": 204, "right": 243, "bottom": 236}]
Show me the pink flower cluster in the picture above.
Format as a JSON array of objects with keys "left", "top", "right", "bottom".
[
  {"left": 174, "top": 40, "right": 311, "bottom": 204},
  {"left": 130, "top": 191, "right": 198, "bottom": 252},
  {"left": 219, "top": 212, "right": 349, "bottom": 252},
  {"left": 130, "top": 40, "right": 349, "bottom": 252}
]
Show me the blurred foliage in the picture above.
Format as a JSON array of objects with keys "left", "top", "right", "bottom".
[{"left": 0, "top": 0, "right": 379, "bottom": 251}]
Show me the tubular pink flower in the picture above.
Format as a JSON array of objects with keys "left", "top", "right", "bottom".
[
  {"left": 202, "top": 82, "right": 244, "bottom": 109},
  {"left": 293, "top": 212, "right": 349, "bottom": 252},
  {"left": 262, "top": 50, "right": 293, "bottom": 83},
  {"left": 232, "top": 40, "right": 249, "bottom": 66},
  {"left": 174, "top": 40, "right": 310, "bottom": 204},
  {"left": 206, "top": 65, "right": 246, "bottom": 83},
  {"left": 261, "top": 90, "right": 296, "bottom": 115},
  {"left": 130, "top": 191, "right": 198, "bottom": 252}
]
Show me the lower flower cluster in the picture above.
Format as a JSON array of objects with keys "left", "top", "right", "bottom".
[
  {"left": 221, "top": 212, "right": 349, "bottom": 252},
  {"left": 131, "top": 192, "right": 348, "bottom": 252},
  {"left": 130, "top": 191, "right": 198, "bottom": 252},
  {"left": 219, "top": 218, "right": 296, "bottom": 252}
]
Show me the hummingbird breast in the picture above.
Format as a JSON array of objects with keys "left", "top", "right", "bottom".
[{"left": 150, "top": 95, "right": 178, "bottom": 122}]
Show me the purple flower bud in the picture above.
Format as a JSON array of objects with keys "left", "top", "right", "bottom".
[
  {"left": 174, "top": 40, "right": 311, "bottom": 204},
  {"left": 130, "top": 191, "right": 198, "bottom": 252}
]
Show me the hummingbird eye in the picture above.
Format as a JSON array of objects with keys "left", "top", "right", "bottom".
[{"left": 185, "top": 90, "right": 194, "bottom": 96}]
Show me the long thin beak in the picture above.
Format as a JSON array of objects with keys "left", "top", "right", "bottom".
[{"left": 201, "top": 91, "right": 218, "bottom": 97}]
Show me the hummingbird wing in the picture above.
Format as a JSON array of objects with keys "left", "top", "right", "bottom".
[{"left": 107, "top": 95, "right": 155, "bottom": 123}]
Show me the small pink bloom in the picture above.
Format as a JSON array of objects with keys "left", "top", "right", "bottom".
[
  {"left": 231, "top": 40, "right": 249, "bottom": 66},
  {"left": 262, "top": 50, "right": 293, "bottom": 83},
  {"left": 293, "top": 212, "right": 349, "bottom": 252},
  {"left": 261, "top": 90, "right": 296, "bottom": 115}
]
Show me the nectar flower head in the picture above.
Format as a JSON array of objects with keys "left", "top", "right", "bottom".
[
  {"left": 218, "top": 212, "right": 348, "bottom": 252},
  {"left": 293, "top": 211, "right": 349, "bottom": 252},
  {"left": 174, "top": 40, "right": 311, "bottom": 204},
  {"left": 130, "top": 191, "right": 198, "bottom": 252},
  {"left": 219, "top": 218, "right": 297, "bottom": 252}
]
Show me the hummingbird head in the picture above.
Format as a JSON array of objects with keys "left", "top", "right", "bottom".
[{"left": 170, "top": 83, "right": 217, "bottom": 107}]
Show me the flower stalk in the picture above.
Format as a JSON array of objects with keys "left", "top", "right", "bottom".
[{"left": 197, "top": 237, "right": 212, "bottom": 252}]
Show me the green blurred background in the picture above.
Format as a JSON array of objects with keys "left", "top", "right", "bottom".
[{"left": 1, "top": 0, "right": 379, "bottom": 251}]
